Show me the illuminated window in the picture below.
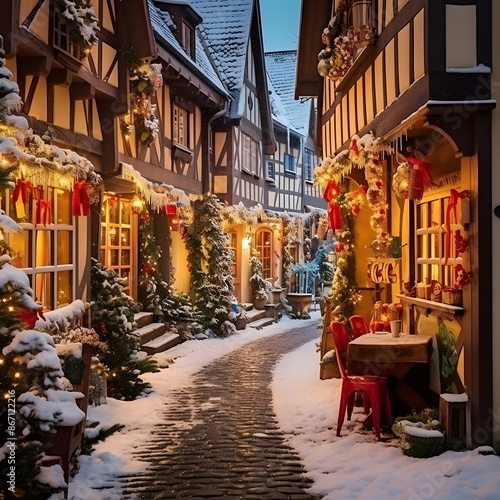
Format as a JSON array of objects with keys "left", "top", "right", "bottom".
[
  {"left": 2, "top": 186, "right": 74, "bottom": 310},
  {"left": 228, "top": 232, "right": 238, "bottom": 280},
  {"left": 415, "top": 191, "right": 465, "bottom": 289},
  {"left": 255, "top": 228, "right": 272, "bottom": 280},
  {"left": 100, "top": 196, "right": 135, "bottom": 297},
  {"left": 173, "top": 104, "right": 189, "bottom": 147}
]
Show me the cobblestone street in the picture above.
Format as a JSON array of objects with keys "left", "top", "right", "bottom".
[{"left": 121, "top": 325, "right": 322, "bottom": 499}]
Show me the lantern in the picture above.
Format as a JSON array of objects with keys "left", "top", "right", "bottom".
[{"left": 351, "top": 0, "right": 375, "bottom": 48}]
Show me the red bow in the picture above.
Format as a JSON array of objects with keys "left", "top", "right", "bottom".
[
  {"left": 407, "top": 157, "right": 432, "bottom": 184},
  {"left": 13, "top": 179, "right": 31, "bottom": 204},
  {"left": 323, "top": 180, "right": 342, "bottom": 230},
  {"left": 445, "top": 189, "right": 470, "bottom": 264},
  {"left": 36, "top": 199, "right": 52, "bottom": 227},
  {"left": 454, "top": 264, "right": 471, "bottom": 290},
  {"left": 72, "top": 180, "right": 91, "bottom": 216},
  {"left": 18, "top": 307, "right": 46, "bottom": 329},
  {"left": 350, "top": 138, "right": 359, "bottom": 155}
]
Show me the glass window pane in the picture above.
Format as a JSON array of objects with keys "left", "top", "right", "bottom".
[
  {"left": 57, "top": 231, "right": 72, "bottom": 265},
  {"left": 56, "top": 188, "right": 71, "bottom": 225},
  {"left": 121, "top": 228, "right": 130, "bottom": 245},
  {"left": 100, "top": 227, "right": 106, "bottom": 246},
  {"left": 121, "top": 201, "right": 130, "bottom": 224},
  {"left": 9, "top": 230, "right": 30, "bottom": 268},
  {"left": 109, "top": 199, "right": 119, "bottom": 223},
  {"left": 121, "top": 250, "right": 130, "bottom": 265},
  {"left": 100, "top": 249, "right": 105, "bottom": 263},
  {"left": 57, "top": 271, "right": 73, "bottom": 307},
  {"left": 110, "top": 249, "right": 119, "bottom": 266},
  {"left": 109, "top": 227, "right": 118, "bottom": 246},
  {"left": 36, "top": 230, "right": 53, "bottom": 267},
  {"left": 35, "top": 273, "right": 54, "bottom": 310}
]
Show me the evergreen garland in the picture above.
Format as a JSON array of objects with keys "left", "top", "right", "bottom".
[
  {"left": 328, "top": 194, "right": 361, "bottom": 325},
  {"left": 137, "top": 209, "right": 168, "bottom": 320},
  {"left": 185, "top": 195, "right": 236, "bottom": 337},
  {"left": 280, "top": 217, "right": 294, "bottom": 291}
]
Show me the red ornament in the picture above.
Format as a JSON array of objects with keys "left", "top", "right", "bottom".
[
  {"left": 335, "top": 242, "right": 344, "bottom": 253},
  {"left": 142, "top": 263, "right": 153, "bottom": 274}
]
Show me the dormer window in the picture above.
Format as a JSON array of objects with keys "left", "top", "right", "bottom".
[
  {"left": 154, "top": 1, "right": 202, "bottom": 61},
  {"left": 182, "top": 21, "right": 195, "bottom": 59}
]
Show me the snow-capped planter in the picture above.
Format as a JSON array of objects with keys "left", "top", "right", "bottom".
[
  {"left": 392, "top": 413, "right": 445, "bottom": 458},
  {"left": 286, "top": 293, "right": 313, "bottom": 318}
]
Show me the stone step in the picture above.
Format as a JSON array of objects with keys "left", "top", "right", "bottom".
[
  {"left": 141, "top": 332, "right": 181, "bottom": 355},
  {"left": 245, "top": 308, "right": 267, "bottom": 322},
  {"left": 240, "top": 302, "right": 254, "bottom": 311},
  {"left": 134, "top": 311, "right": 154, "bottom": 329},
  {"left": 247, "top": 317, "right": 276, "bottom": 330},
  {"left": 133, "top": 322, "right": 167, "bottom": 345}
]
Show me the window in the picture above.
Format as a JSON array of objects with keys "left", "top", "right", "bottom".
[
  {"left": 255, "top": 228, "right": 272, "bottom": 280},
  {"left": 182, "top": 21, "right": 194, "bottom": 59},
  {"left": 284, "top": 153, "right": 296, "bottom": 174},
  {"left": 304, "top": 148, "right": 314, "bottom": 182},
  {"left": 242, "top": 132, "right": 258, "bottom": 175},
  {"left": 415, "top": 189, "right": 467, "bottom": 291},
  {"left": 100, "top": 196, "right": 135, "bottom": 297},
  {"left": 2, "top": 186, "right": 74, "bottom": 310},
  {"left": 173, "top": 104, "right": 188, "bottom": 147},
  {"left": 53, "top": 9, "right": 80, "bottom": 59},
  {"left": 266, "top": 161, "right": 275, "bottom": 181},
  {"left": 228, "top": 232, "right": 238, "bottom": 280}
]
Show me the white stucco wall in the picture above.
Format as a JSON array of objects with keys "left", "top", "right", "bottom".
[{"left": 492, "top": 0, "right": 500, "bottom": 450}]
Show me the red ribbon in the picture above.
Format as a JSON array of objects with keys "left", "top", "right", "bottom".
[
  {"left": 445, "top": 189, "right": 469, "bottom": 263},
  {"left": 72, "top": 180, "right": 91, "bottom": 216},
  {"left": 36, "top": 199, "right": 52, "bottom": 227},
  {"left": 13, "top": 179, "right": 31, "bottom": 204},
  {"left": 323, "top": 180, "right": 342, "bottom": 230}
]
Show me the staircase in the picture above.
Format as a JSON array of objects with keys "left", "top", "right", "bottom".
[
  {"left": 241, "top": 303, "right": 277, "bottom": 330},
  {"left": 133, "top": 303, "right": 277, "bottom": 355},
  {"left": 133, "top": 312, "right": 180, "bottom": 355}
]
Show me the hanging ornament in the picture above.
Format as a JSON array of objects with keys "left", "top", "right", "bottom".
[
  {"left": 335, "top": 242, "right": 344, "bottom": 253},
  {"left": 72, "top": 180, "right": 91, "bottom": 216},
  {"left": 392, "top": 161, "right": 411, "bottom": 199}
]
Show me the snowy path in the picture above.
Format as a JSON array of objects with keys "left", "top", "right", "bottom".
[{"left": 120, "top": 326, "right": 321, "bottom": 499}]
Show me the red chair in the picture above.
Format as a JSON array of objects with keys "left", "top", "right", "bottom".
[
  {"left": 330, "top": 321, "right": 393, "bottom": 439},
  {"left": 349, "top": 315, "right": 370, "bottom": 338}
]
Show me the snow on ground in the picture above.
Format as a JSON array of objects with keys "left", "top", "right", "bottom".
[{"left": 71, "top": 311, "right": 500, "bottom": 499}]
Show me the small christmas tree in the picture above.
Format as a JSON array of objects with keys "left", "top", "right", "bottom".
[{"left": 90, "top": 259, "right": 158, "bottom": 401}]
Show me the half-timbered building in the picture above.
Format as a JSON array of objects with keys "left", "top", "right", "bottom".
[{"left": 296, "top": 0, "right": 496, "bottom": 447}]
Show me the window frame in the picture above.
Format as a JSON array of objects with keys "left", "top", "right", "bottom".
[
  {"left": 266, "top": 160, "right": 275, "bottom": 182},
  {"left": 173, "top": 103, "right": 189, "bottom": 148},
  {"left": 255, "top": 228, "right": 273, "bottom": 280},
  {"left": 100, "top": 195, "right": 135, "bottom": 298},
  {"left": 2, "top": 186, "right": 75, "bottom": 311},
  {"left": 304, "top": 148, "right": 314, "bottom": 182},
  {"left": 182, "top": 21, "right": 195, "bottom": 59},
  {"left": 284, "top": 153, "right": 297, "bottom": 174},
  {"left": 242, "top": 132, "right": 258, "bottom": 176}
]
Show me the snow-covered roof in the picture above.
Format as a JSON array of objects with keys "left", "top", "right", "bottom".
[
  {"left": 265, "top": 50, "right": 311, "bottom": 135},
  {"left": 266, "top": 75, "right": 290, "bottom": 129},
  {"left": 147, "top": 0, "right": 229, "bottom": 98},
  {"left": 188, "top": 0, "right": 254, "bottom": 117}
]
